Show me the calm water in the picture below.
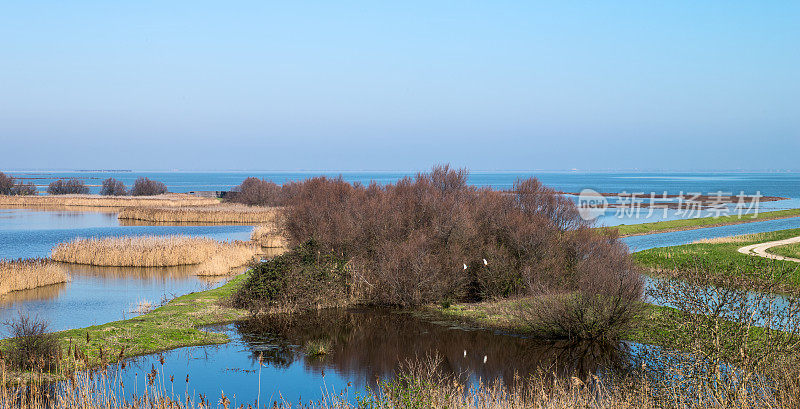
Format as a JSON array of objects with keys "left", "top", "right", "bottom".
[
  {"left": 102, "top": 309, "right": 632, "bottom": 406},
  {"left": 0, "top": 208, "right": 253, "bottom": 334}
]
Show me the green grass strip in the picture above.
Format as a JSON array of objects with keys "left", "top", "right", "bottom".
[
  {"left": 606, "top": 208, "right": 800, "bottom": 237},
  {"left": 51, "top": 274, "right": 250, "bottom": 368}
]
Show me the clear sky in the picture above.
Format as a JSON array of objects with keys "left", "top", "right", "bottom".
[{"left": 1, "top": 1, "right": 798, "bottom": 171}]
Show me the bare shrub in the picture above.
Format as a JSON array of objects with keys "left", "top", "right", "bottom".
[
  {"left": 3, "top": 313, "right": 61, "bottom": 371},
  {"left": 130, "top": 177, "right": 168, "bottom": 196},
  {"left": 11, "top": 181, "right": 38, "bottom": 195},
  {"left": 100, "top": 177, "right": 127, "bottom": 196},
  {"left": 642, "top": 258, "right": 800, "bottom": 405},
  {"left": 272, "top": 165, "right": 642, "bottom": 340},
  {"left": 227, "top": 177, "right": 282, "bottom": 206},
  {"left": 0, "top": 172, "right": 14, "bottom": 194},
  {"left": 46, "top": 178, "right": 89, "bottom": 195}
]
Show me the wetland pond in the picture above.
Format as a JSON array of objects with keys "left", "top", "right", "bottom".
[
  {"left": 99, "top": 308, "right": 635, "bottom": 406},
  {"left": 0, "top": 208, "right": 252, "bottom": 334}
]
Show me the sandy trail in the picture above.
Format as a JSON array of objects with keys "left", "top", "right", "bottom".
[{"left": 737, "top": 236, "right": 800, "bottom": 263}]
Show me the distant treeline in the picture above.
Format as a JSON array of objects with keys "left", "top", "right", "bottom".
[{"left": 0, "top": 172, "right": 169, "bottom": 196}]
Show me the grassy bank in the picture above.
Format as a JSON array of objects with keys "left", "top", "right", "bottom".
[
  {"left": 50, "top": 236, "right": 257, "bottom": 274},
  {"left": 0, "top": 193, "right": 217, "bottom": 209},
  {"left": 633, "top": 228, "right": 800, "bottom": 291},
  {"left": 48, "top": 274, "right": 250, "bottom": 369},
  {"left": 610, "top": 208, "right": 800, "bottom": 236},
  {"left": 0, "top": 259, "right": 69, "bottom": 295},
  {"left": 769, "top": 242, "right": 800, "bottom": 259},
  {"left": 117, "top": 204, "right": 278, "bottom": 223}
]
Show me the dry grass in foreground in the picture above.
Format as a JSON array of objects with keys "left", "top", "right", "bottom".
[
  {"left": 50, "top": 236, "right": 257, "bottom": 274},
  {"left": 3, "top": 358, "right": 800, "bottom": 409},
  {"left": 692, "top": 232, "right": 773, "bottom": 244},
  {"left": 117, "top": 204, "right": 280, "bottom": 223},
  {"left": 0, "top": 259, "right": 70, "bottom": 295},
  {"left": 0, "top": 193, "right": 217, "bottom": 209}
]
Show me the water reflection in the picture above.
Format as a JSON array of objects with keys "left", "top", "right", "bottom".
[
  {"left": 236, "top": 309, "right": 632, "bottom": 390},
  {"left": 108, "top": 309, "right": 634, "bottom": 405},
  {"left": 0, "top": 282, "right": 67, "bottom": 306}
]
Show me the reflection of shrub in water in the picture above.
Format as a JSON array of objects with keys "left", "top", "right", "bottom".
[{"left": 235, "top": 309, "right": 631, "bottom": 390}]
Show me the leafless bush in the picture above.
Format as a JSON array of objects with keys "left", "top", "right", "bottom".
[
  {"left": 642, "top": 259, "right": 800, "bottom": 405},
  {"left": 3, "top": 313, "right": 61, "bottom": 371},
  {"left": 130, "top": 177, "right": 168, "bottom": 196},
  {"left": 0, "top": 172, "right": 38, "bottom": 196},
  {"left": 0, "top": 172, "right": 13, "bottom": 194},
  {"left": 100, "top": 177, "right": 127, "bottom": 196},
  {"left": 278, "top": 165, "right": 642, "bottom": 340},
  {"left": 46, "top": 178, "right": 89, "bottom": 195},
  {"left": 227, "top": 177, "right": 282, "bottom": 206}
]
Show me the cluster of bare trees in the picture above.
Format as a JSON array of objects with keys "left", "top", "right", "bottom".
[
  {"left": 46, "top": 178, "right": 90, "bottom": 195},
  {"left": 254, "top": 166, "right": 643, "bottom": 340},
  {"left": 0, "top": 172, "right": 37, "bottom": 195}
]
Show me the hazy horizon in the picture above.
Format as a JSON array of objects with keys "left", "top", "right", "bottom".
[{"left": 2, "top": 2, "right": 797, "bottom": 171}]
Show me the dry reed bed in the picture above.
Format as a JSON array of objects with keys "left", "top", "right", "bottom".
[
  {"left": 50, "top": 236, "right": 257, "bottom": 274},
  {"left": 0, "top": 259, "right": 70, "bottom": 295},
  {"left": 692, "top": 231, "right": 773, "bottom": 244},
  {"left": 251, "top": 224, "right": 288, "bottom": 248},
  {"left": 0, "top": 194, "right": 217, "bottom": 209},
  {"left": 117, "top": 204, "right": 280, "bottom": 223},
  {"left": 3, "top": 364, "right": 800, "bottom": 409}
]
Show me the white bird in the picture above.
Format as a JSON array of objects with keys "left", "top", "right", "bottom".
[
  {"left": 483, "top": 355, "right": 487, "bottom": 364},
  {"left": 463, "top": 263, "right": 468, "bottom": 270},
  {"left": 463, "top": 350, "right": 467, "bottom": 358},
  {"left": 482, "top": 258, "right": 488, "bottom": 266}
]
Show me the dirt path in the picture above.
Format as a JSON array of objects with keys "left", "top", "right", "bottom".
[{"left": 737, "top": 236, "right": 800, "bottom": 263}]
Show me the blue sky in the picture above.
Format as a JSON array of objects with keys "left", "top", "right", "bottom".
[{"left": 1, "top": 1, "right": 798, "bottom": 171}]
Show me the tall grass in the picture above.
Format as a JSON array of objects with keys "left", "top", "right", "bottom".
[
  {"left": 117, "top": 204, "right": 279, "bottom": 223},
  {"left": 251, "top": 224, "right": 287, "bottom": 248},
  {"left": 0, "top": 194, "right": 217, "bottom": 209},
  {"left": 0, "top": 259, "right": 70, "bottom": 295},
  {"left": 50, "top": 236, "right": 257, "bottom": 272},
  {"left": 2, "top": 357, "right": 800, "bottom": 408}
]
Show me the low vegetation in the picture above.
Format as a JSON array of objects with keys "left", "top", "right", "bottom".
[
  {"left": 611, "top": 208, "right": 800, "bottom": 236},
  {"left": 117, "top": 204, "right": 278, "bottom": 224},
  {"left": 3, "top": 314, "right": 61, "bottom": 372},
  {"left": 50, "top": 235, "right": 257, "bottom": 273},
  {"left": 46, "top": 178, "right": 89, "bottom": 195},
  {"left": 0, "top": 259, "right": 70, "bottom": 295},
  {"left": 232, "top": 241, "right": 353, "bottom": 312},
  {"left": 100, "top": 177, "right": 127, "bottom": 196},
  {"left": 633, "top": 228, "right": 800, "bottom": 291},
  {"left": 769, "top": 242, "right": 800, "bottom": 259},
  {"left": 0, "top": 193, "right": 217, "bottom": 209}
]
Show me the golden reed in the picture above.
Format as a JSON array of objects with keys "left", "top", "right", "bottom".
[
  {"left": 251, "top": 224, "right": 288, "bottom": 248},
  {"left": 0, "top": 193, "right": 217, "bottom": 209},
  {"left": 50, "top": 236, "right": 257, "bottom": 274},
  {"left": 117, "top": 204, "right": 280, "bottom": 224},
  {"left": 2, "top": 362, "right": 800, "bottom": 409},
  {"left": 0, "top": 259, "right": 70, "bottom": 295}
]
